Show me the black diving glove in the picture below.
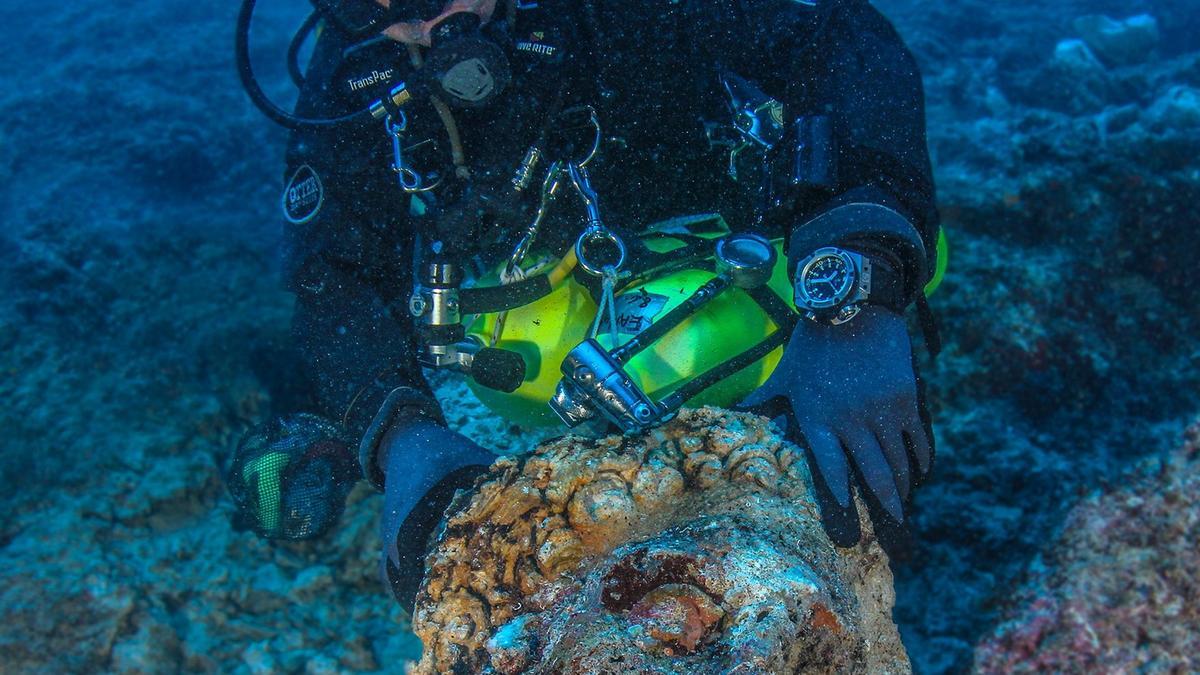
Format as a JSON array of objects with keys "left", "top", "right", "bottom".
[
  {"left": 740, "top": 305, "right": 932, "bottom": 544},
  {"left": 378, "top": 419, "right": 494, "bottom": 609}
]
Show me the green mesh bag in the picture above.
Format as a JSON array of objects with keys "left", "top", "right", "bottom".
[{"left": 227, "top": 413, "right": 359, "bottom": 540}]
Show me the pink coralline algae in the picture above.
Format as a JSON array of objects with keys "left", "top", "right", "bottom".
[
  {"left": 974, "top": 420, "right": 1200, "bottom": 673},
  {"left": 409, "top": 408, "right": 912, "bottom": 674}
]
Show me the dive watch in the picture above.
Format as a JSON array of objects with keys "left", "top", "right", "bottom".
[{"left": 793, "top": 246, "right": 879, "bottom": 325}]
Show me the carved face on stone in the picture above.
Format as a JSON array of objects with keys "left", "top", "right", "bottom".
[{"left": 411, "top": 409, "right": 908, "bottom": 674}]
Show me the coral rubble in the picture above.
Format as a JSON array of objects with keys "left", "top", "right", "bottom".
[
  {"left": 411, "top": 408, "right": 910, "bottom": 674},
  {"left": 973, "top": 420, "right": 1200, "bottom": 673}
]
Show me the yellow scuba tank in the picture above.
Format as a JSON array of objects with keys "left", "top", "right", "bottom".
[
  {"left": 466, "top": 218, "right": 795, "bottom": 428},
  {"left": 464, "top": 218, "right": 948, "bottom": 429}
]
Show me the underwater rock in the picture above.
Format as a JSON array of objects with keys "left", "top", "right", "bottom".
[
  {"left": 1072, "top": 14, "right": 1159, "bottom": 68},
  {"left": 110, "top": 614, "right": 183, "bottom": 674},
  {"left": 1042, "top": 39, "right": 1112, "bottom": 114},
  {"left": 411, "top": 408, "right": 910, "bottom": 674},
  {"left": 973, "top": 419, "right": 1200, "bottom": 673},
  {"left": 1145, "top": 84, "right": 1200, "bottom": 133},
  {"left": 1051, "top": 39, "right": 1105, "bottom": 75}
]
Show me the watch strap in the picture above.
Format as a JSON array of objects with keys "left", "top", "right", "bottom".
[{"left": 863, "top": 254, "right": 906, "bottom": 313}]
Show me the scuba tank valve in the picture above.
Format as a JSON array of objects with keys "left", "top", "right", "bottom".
[{"left": 409, "top": 260, "right": 528, "bottom": 393}]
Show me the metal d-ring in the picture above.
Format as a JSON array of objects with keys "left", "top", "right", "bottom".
[{"left": 575, "top": 226, "right": 627, "bottom": 277}]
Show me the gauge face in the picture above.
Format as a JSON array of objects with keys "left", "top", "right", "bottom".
[{"left": 799, "top": 253, "right": 855, "bottom": 308}]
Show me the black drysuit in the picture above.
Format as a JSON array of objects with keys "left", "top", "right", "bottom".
[{"left": 280, "top": 0, "right": 938, "bottom": 479}]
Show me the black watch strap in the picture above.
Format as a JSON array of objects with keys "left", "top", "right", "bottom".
[{"left": 865, "top": 255, "right": 907, "bottom": 313}]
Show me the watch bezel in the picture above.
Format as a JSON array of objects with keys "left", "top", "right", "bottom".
[{"left": 795, "top": 247, "right": 858, "bottom": 311}]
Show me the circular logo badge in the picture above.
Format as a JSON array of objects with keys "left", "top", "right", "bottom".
[{"left": 282, "top": 164, "right": 324, "bottom": 224}]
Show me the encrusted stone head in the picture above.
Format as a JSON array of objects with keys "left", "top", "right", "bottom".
[{"left": 411, "top": 408, "right": 910, "bottom": 674}]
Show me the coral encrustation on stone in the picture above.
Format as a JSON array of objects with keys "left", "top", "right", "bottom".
[{"left": 411, "top": 407, "right": 911, "bottom": 674}]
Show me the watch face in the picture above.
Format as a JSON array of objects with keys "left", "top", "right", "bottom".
[{"left": 798, "top": 252, "right": 856, "bottom": 309}]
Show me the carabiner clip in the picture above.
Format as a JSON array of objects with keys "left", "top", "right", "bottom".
[
  {"left": 552, "top": 105, "right": 602, "bottom": 168},
  {"left": 385, "top": 112, "right": 441, "bottom": 193},
  {"left": 385, "top": 110, "right": 408, "bottom": 137},
  {"left": 566, "top": 161, "right": 626, "bottom": 276}
]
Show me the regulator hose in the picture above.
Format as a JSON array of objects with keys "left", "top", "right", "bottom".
[
  {"left": 286, "top": 11, "right": 321, "bottom": 87},
  {"left": 236, "top": 0, "right": 372, "bottom": 131}
]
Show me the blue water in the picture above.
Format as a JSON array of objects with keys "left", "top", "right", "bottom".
[{"left": 0, "top": 0, "right": 1196, "bottom": 672}]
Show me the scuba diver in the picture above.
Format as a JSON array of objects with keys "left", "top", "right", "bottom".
[{"left": 227, "top": 0, "right": 943, "bottom": 610}]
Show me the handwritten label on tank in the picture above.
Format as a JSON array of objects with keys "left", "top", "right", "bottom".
[{"left": 602, "top": 289, "right": 669, "bottom": 336}]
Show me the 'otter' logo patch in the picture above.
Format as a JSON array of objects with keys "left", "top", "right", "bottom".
[{"left": 282, "top": 165, "right": 324, "bottom": 224}]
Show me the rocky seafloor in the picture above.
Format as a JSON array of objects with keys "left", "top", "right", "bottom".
[
  {"left": 972, "top": 421, "right": 1200, "bottom": 673},
  {"left": 0, "top": 0, "right": 1197, "bottom": 673}
]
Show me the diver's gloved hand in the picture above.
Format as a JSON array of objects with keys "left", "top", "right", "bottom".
[
  {"left": 378, "top": 419, "right": 494, "bottom": 609},
  {"left": 227, "top": 414, "right": 360, "bottom": 541},
  {"left": 740, "top": 305, "right": 932, "bottom": 545}
]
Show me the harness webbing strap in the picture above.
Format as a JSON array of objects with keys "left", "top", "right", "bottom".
[
  {"left": 656, "top": 284, "right": 797, "bottom": 409},
  {"left": 744, "top": 285, "right": 799, "bottom": 334},
  {"left": 610, "top": 275, "right": 731, "bottom": 365},
  {"left": 662, "top": 324, "right": 792, "bottom": 411}
]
